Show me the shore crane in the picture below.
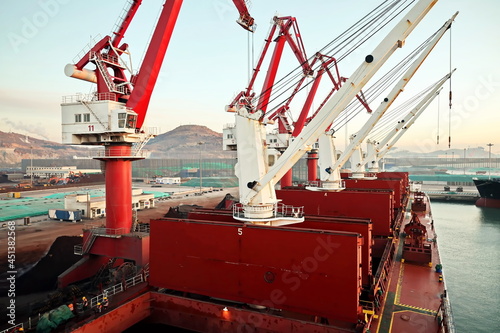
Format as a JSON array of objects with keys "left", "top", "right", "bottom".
[
  {"left": 231, "top": 0, "right": 441, "bottom": 225},
  {"left": 59, "top": 0, "right": 254, "bottom": 286}
]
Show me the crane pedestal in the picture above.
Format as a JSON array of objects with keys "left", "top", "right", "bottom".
[
  {"left": 307, "top": 149, "right": 319, "bottom": 183},
  {"left": 96, "top": 144, "right": 144, "bottom": 231},
  {"left": 58, "top": 143, "right": 149, "bottom": 287},
  {"left": 280, "top": 171, "right": 293, "bottom": 188}
]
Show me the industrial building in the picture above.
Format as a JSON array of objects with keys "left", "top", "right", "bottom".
[{"left": 64, "top": 188, "right": 155, "bottom": 219}]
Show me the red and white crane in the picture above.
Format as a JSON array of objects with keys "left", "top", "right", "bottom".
[
  {"left": 224, "top": 15, "right": 313, "bottom": 187},
  {"left": 62, "top": 0, "right": 183, "bottom": 234},
  {"left": 225, "top": 15, "right": 313, "bottom": 119},
  {"left": 59, "top": 0, "right": 254, "bottom": 286},
  {"left": 224, "top": 17, "right": 364, "bottom": 187},
  {"left": 230, "top": 0, "right": 440, "bottom": 225}
]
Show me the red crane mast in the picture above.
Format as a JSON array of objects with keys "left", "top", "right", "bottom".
[
  {"left": 228, "top": 16, "right": 312, "bottom": 117},
  {"left": 126, "top": 0, "right": 183, "bottom": 129}
]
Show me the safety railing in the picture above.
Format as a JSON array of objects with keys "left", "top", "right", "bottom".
[
  {"left": 304, "top": 180, "right": 346, "bottom": 190},
  {"left": 75, "top": 226, "right": 129, "bottom": 255},
  {"left": 62, "top": 92, "right": 118, "bottom": 104},
  {"left": 74, "top": 228, "right": 97, "bottom": 255},
  {"left": 92, "top": 51, "right": 121, "bottom": 66},
  {"left": 1, "top": 267, "right": 150, "bottom": 333},
  {"left": 0, "top": 323, "right": 23, "bottom": 333},
  {"left": 437, "top": 289, "right": 455, "bottom": 333},
  {"left": 89, "top": 268, "right": 148, "bottom": 309},
  {"left": 71, "top": 34, "right": 103, "bottom": 64},
  {"left": 124, "top": 274, "right": 145, "bottom": 289},
  {"left": 424, "top": 191, "right": 479, "bottom": 196},
  {"left": 92, "top": 148, "right": 149, "bottom": 158},
  {"left": 232, "top": 202, "right": 304, "bottom": 220},
  {"left": 85, "top": 226, "right": 128, "bottom": 237},
  {"left": 134, "top": 223, "right": 150, "bottom": 233}
]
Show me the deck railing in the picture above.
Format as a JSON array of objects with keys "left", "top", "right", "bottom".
[
  {"left": 232, "top": 202, "right": 304, "bottom": 220},
  {"left": 1, "top": 266, "right": 149, "bottom": 333}
]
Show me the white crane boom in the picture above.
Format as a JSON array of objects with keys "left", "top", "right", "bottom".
[
  {"left": 325, "top": 12, "right": 458, "bottom": 180},
  {"left": 236, "top": 0, "right": 440, "bottom": 222},
  {"left": 366, "top": 70, "right": 455, "bottom": 168}
]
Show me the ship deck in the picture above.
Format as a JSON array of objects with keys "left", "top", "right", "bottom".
[
  {"left": 371, "top": 193, "right": 447, "bottom": 332},
  {"left": 17, "top": 189, "right": 455, "bottom": 333}
]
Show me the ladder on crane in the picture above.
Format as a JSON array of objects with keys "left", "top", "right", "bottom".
[{"left": 90, "top": 51, "right": 129, "bottom": 95}]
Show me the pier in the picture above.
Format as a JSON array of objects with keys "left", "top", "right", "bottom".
[{"left": 420, "top": 184, "right": 479, "bottom": 203}]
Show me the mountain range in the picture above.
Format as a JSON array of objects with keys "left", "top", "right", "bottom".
[
  {"left": 0, "top": 125, "right": 232, "bottom": 167},
  {"left": 0, "top": 125, "right": 495, "bottom": 168}
]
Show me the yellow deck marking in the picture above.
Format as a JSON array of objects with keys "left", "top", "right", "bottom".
[
  {"left": 395, "top": 261, "right": 405, "bottom": 304},
  {"left": 395, "top": 260, "right": 438, "bottom": 314},
  {"left": 389, "top": 309, "right": 436, "bottom": 332}
]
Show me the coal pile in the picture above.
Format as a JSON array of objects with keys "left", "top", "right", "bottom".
[
  {"left": 17, "top": 236, "right": 82, "bottom": 294},
  {"left": 164, "top": 204, "right": 202, "bottom": 218}
]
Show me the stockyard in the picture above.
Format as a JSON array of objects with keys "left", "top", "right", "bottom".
[{"left": 0, "top": 184, "right": 237, "bottom": 330}]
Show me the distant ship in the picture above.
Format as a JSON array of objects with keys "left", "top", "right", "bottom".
[{"left": 473, "top": 178, "right": 500, "bottom": 208}]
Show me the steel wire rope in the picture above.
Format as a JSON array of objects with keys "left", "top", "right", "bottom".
[
  {"left": 372, "top": 92, "right": 430, "bottom": 139},
  {"left": 135, "top": 4, "right": 164, "bottom": 75},
  {"left": 249, "top": 0, "right": 413, "bottom": 117},
  {"left": 369, "top": 91, "right": 428, "bottom": 140},
  {"left": 259, "top": 0, "right": 411, "bottom": 115},
  {"left": 376, "top": 75, "right": 444, "bottom": 132},
  {"left": 369, "top": 79, "right": 443, "bottom": 141},
  {"left": 324, "top": 0, "right": 413, "bottom": 63},
  {"left": 330, "top": 31, "right": 434, "bottom": 134}
]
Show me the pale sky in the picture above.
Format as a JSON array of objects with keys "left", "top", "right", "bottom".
[{"left": 1, "top": 0, "right": 499, "bottom": 154}]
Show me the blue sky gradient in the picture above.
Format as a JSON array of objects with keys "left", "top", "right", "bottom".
[{"left": 0, "top": 0, "right": 498, "bottom": 153}]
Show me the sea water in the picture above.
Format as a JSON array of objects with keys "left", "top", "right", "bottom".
[{"left": 431, "top": 201, "right": 500, "bottom": 332}]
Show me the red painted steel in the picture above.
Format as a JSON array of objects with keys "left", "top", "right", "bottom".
[
  {"left": 297, "top": 217, "right": 373, "bottom": 286},
  {"left": 149, "top": 218, "right": 364, "bottom": 323},
  {"left": 72, "top": 292, "right": 151, "bottom": 333},
  {"left": 89, "top": 234, "right": 150, "bottom": 266},
  {"left": 398, "top": 265, "right": 442, "bottom": 311},
  {"left": 58, "top": 255, "right": 112, "bottom": 288},
  {"left": 111, "top": 0, "right": 142, "bottom": 48},
  {"left": 102, "top": 144, "right": 133, "bottom": 230},
  {"left": 344, "top": 178, "right": 404, "bottom": 208},
  {"left": 281, "top": 170, "right": 293, "bottom": 187},
  {"left": 370, "top": 193, "right": 446, "bottom": 332},
  {"left": 277, "top": 188, "right": 394, "bottom": 236},
  {"left": 378, "top": 172, "right": 409, "bottom": 189},
  {"left": 186, "top": 209, "right": 373, "bottom": 286},
  {"left": 232, "top": 0, "right": 255, "bottom": 31},
  {"left": 187, "top": 209, "right": 236, "bottom": 222},
  {"left": 126, "top": 0, "right": 183, "bottom": 128},
  {"left": 307, "top": 150, "right": 319, "bottom": 182},
  {"left": 255, "top": 34, "right": 287, "bottom": 112},
  {"left": 475, "top": 197, "right": 500, "bottom": 208},
  {"left": 149, "top": 292, "right": 357, "bottom": 332},
  {"left": 389, "top": 311, "right": 439, "bottom": 333}
]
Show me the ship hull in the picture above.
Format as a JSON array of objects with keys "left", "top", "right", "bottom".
[{"left": 473, "top": 178, "right": 500, "bottom": 208}]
